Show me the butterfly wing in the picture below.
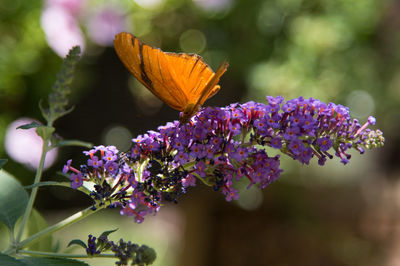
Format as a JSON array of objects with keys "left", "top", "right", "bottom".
[
  {"left": 179, "top": 60, "right": 229, "bottom": 122},
  {"left": 163, "top": 53, "right": 216, "bottom": 103},
  {"left": 114, "top": 32, "right": 188, "bottom": 111},
  {"left": 193, "top": 60, "right": 229, "bottom": 107},
  {"left": 114, "top": 32, "right": 228, "bottom": 119},
  {"left": 162, "top": 53, "right": 228, "bottom": 122}
]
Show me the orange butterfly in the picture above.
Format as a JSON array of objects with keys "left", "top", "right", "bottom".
[{"left": 113, "top": 32, "right": 228, "bottom": 123}]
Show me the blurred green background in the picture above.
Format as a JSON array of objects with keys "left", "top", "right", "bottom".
[{"left": 0, "top": 0, "right": 399, "bottom": 265}]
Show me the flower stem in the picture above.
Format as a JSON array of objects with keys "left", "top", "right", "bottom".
[
  {"left": 18, "top": 205, "right": 103, "bottom": 251},
  {"left": 18, "top": 249, "right": 116, "bottom": 258},
  {"left": 16, "top": 138, "right": 50, "bottom": 243}
]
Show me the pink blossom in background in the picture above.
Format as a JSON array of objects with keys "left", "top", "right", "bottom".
[
  {"left": 41, "top": 1, "right": 85, "bottom": 57},
  {"left": 5, "top": 118, "right": 58, "bottom": 170},
  {"left": 45, "top": 0, "right": 84, "bottom": 16},
  {"left": 86, "top": 7, "right": 127, "bottom": 46}
]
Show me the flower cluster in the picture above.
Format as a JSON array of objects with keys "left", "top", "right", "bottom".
[
  {"left": 85, "top": 233, "right": 156, "bottom": 266},
  {"left": 63, "top": 96, "right": 384, "bottom": 223}
]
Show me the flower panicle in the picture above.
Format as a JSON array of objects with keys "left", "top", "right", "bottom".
[
  {"left": 85, "top": 233, "right": 156, "bottom": 265},
  {"left": 63, "top": 95, "right": 384, "bottom": 223},
  {"left": 42, "top": 46, "right": 81, "bottom": 123}
]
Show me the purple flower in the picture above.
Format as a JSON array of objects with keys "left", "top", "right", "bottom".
[
  {"left": 368, "top": 116, "right": 376, "bottom": 125},
  {"left": 174, "top": 151, "right": 190, "bottom": 164},
  {"left": 103, "top": 152, "right": 117, "bottom": 162},
  {"left": 189, "top": 143, "right": 206, "bottom": 159},
  {"left": 229, "top": 122, "right": 242, "bottom": 136},
  {"left": 298, "top": 147, "right": 314, "bottom": 165},
  {"left": 131, "top": 144, "right": 141, "bottom": 159},
  {"left": 270, "top": 137, "right": 282, "bottom": 149},
  {"left": 290, "top": 114, "right": 304, "bottom": 126},
  {"left": 63, "top": 159, "right": 72, "bottom": 173},
  {"left": 182, "top": 174, "right": 196, "bottom": 187},
  {"left": 88, "top": 156, "right": 103, "bottom": 168},
  {"left": 171, "top": 138, "right": 187, "bottom": 151},
  {"left": 105, "top": 161, "right": 118, "bottom": 175},
  {"left": 289, "top": 139, "right": 304, "bottom": 155},
  {"left": 231, "top": 147, "right": 248, "bottom": 162},
  {"left": 70, "top": 173, "right": 83, "bottom": 189},
  {"left": 204, "top": 144, "right": 216, "bottom": 159},
  {"left": 222, "top": 186, "right": 239, "bottom": 202},
  {"left": 284, "top": 126, "right": 300, "bottom": 140},
  {"left": 195, "top": 161, "right": 207, "bottom": 178},
  {"left": 193, "top": 126, "right": 208, "bottom": 141},
  {"left": 254, "top": 118, "right": 267, "bottom": 131},
  {"left": 317, "top": 137, "right": 332, "bottom": 152},
  {"left": 146, "top": 140, "right": 161, "bottom": 152}
]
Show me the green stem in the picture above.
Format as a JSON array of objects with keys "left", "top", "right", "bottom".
[
  {"left": 18, "top": 250, "right": 116, "bottom": 258},
  {"left": 16, "top": 138, "right": 50, "bottom": 243},
  {"left": 18, "top": 205, "right": 103, "bottom": 250}
]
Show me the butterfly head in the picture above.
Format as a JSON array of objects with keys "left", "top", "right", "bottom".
[{"left": 180, "top": 103, "right": 201, "bottom": 123}]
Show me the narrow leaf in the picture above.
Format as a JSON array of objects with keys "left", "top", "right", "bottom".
[
  {"left": 26, "top": 210, "right": 52, "bottom": 252},
  {"left": 54, "top": 140, "right": 93, "bottom": 149},
  {"left": 67, "top": 239, "right": 87, "bottom": 249},
  {"left": 24, "top": 181, "right": 71, "bottom": 190},
  {"left": 99, "top": 228, "right": 118, "bottom": 239},
  {"left": 20, "top": 257, "right": 88, "bottom": 266},
  {"left": 0, "top": 253, "right": 25, "bottom": 265},
  {"left": 0, "top": 171, "right": 28, "bottom": 230},
  {"left": 51, "top": 106, "right": 75, "bottom": 122},
  {"left": 17, "top": 122, "right": 42, "bottom": 130},
  {"left": 36, "top": 126, "right": 55, "bottom": 141}
]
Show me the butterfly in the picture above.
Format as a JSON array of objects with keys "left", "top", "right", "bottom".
[{"left": 113, "top": 32, "right": 228, "bottom": 123}]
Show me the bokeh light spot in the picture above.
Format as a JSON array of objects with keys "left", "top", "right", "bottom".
[
  {"left": 346, "top": 90, "right": 375, "bottom": 119},
  {"left": 290, "top": 15, "right": 352, "bottom": 53},
  {"left": 103, "top": 125, "right": 133, "bottom": 151},
  {"left": 237, "top": 186, "right": 263, "bottom": 211},
  {"left": 247, "top": 61, "right": 300, "bottom": 100},
  {"left": 134, "top": 0, "right": 164, "bottom": 9},
  {"left": 193, "top": 0, "right": 234, "bottom": 12},
  {"left": 257, "top": 3, "right": 285, "bottom": 35},
  {"left": 129, "top": 77, "right": 163, "bottom": 116},
  {"left": 179, "top": 29, "right": 207, "bottom": 54}
]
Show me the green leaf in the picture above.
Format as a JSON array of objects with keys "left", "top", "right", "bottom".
[
  {"left": 51, "top": 106, "right": 75, "bottom": 122},
  {"left": 0, "top": 171, "right": 28, "bottom": 231},
  {"left": 0, "top": 253, "right": 25, "bottom": 265},
  {"left": 67, "top": 239, "right": 87, "bottom": 249},
  {"left": 17, "top": 122, "right": 42, "bottom": 130},
  {"left": 26, "top": 210, "right": 52, "bottom": 252},
  {"left": 53, "top": 140, "right": 93, "bottom": 149},
  {"left": 20, "top": 257, "right": 88, "bottom": 266},
  {"left": 23, "top": 181, "right": 71, "bottom": 190},
  {"left": 35, "top": 126, "right": 55, "bottom": 141},
  {"left": 99, "top": 228, "right": 118, "bottom": 239},
  {"left": 0, "top": 254, "right": 89, "bottom": 266},
  {"left": 0, "top": 159, "right": 7, "bottom": 170}
]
